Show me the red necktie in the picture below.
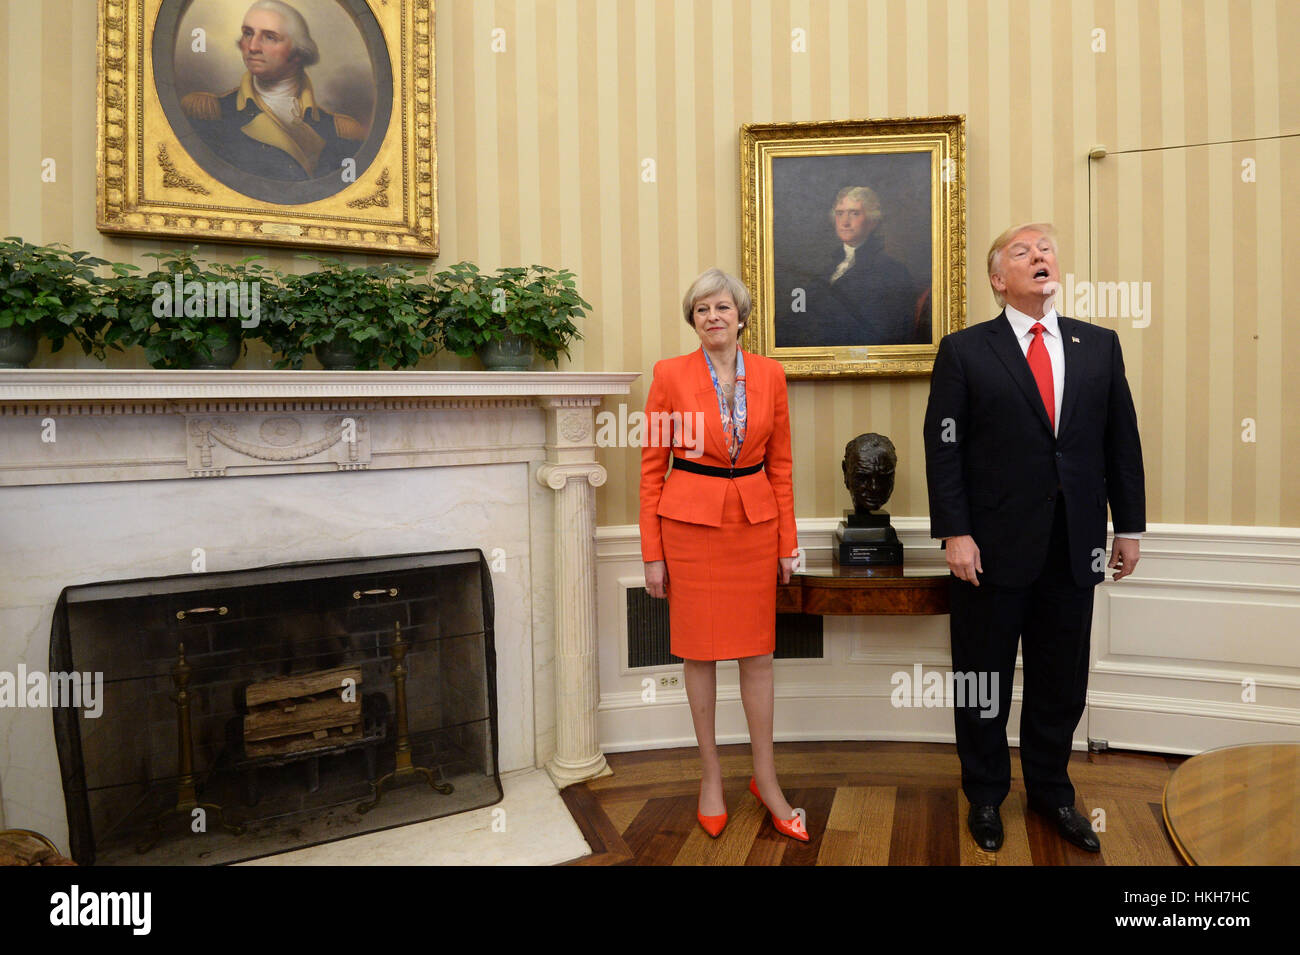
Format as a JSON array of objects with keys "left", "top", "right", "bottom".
[{"left": 1027, "top": 322, "right": 1055, "bottom": 430}]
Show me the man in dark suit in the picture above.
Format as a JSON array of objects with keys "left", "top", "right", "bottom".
[
  {"left": 776, "top": 186, "right": 926, "bottom": 348},
  {"left": 922, "top": 222, "right": 1145, "bottom": 853}
]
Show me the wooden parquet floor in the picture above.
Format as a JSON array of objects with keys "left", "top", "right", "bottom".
[{"left": 560, "top": 741, "right": 1185, "bottom": 866}]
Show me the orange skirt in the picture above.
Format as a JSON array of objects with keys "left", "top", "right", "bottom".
[{"left": 660, "top": 481, "right": 778, "bottom": 661}]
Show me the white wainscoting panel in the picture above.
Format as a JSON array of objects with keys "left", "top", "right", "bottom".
[
  {"left": 598, "top": 520, "right": 1300, "bottom": 758},
  {"left": 1088, "top": 525, "right": 1300, "bottom": 753}
]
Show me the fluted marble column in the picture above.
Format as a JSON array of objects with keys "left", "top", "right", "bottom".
[{"left": 537, "top": 397, "right": 610, "bottom": 787}]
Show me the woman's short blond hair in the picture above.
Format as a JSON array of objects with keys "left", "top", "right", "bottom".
[
  {"left": 986, "top": 222, "right": 1057, "bottom": 307},
  {"left": 681, "top": 268, "right": 752, "bottom": 336}
]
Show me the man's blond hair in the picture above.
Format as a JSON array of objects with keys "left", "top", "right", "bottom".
[{"left": 986, "top": 222, "right": 1057, "bottom": 307}]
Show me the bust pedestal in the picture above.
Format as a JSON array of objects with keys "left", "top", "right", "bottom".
[{"left": 834, "top": 509, "right": 904, "bottom": 566}]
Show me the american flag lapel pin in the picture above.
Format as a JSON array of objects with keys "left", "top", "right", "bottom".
[{"left": 1071, "top": 336, "right": 1081, "bottom": 343}]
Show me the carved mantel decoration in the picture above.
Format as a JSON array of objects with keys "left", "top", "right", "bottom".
[
  {"left": 186, "top": 414, "right": 371, "bottom": 475},
  {"left": 535, "top": 396, "right": 611, "bottom": 785}
]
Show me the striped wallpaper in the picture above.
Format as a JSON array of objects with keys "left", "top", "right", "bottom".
[{"left": 1, "top": 0, "right": 1296, "bottom": 528}]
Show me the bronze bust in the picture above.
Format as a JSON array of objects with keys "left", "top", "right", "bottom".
[
  {"left": 835, "top": 433, "right": 903, "bottom": 567},
  {"left": 842, "top": 433, "right": 897, "bottom": 513}
]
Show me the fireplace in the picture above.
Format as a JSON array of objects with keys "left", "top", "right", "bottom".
[
  {"left": 52, "top": 549, "right": 500, "bottom": 865},
  {"left": 0, "top": 370, "right": 635, "bottom": 850}
]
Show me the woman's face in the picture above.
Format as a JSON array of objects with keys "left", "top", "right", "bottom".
[{"left": 691, "top": 291, "right": 740, "bottom": 349}]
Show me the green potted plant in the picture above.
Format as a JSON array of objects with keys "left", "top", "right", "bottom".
[
  {"left": 262, "top": 255, "right": 436, "bottom": 370},
  {"left": 435, "top": 263, "right": 591, "bottom": 370},
  {"left": 100, "top": 248, "right": 273, "bottom": 369},
  {"left": 0, "top": 237, "right": 111, "bottom": 368}
]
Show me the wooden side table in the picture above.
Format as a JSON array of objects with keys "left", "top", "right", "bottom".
[{"left": 778, "top": 565, "right": 950, "bottom": 616}]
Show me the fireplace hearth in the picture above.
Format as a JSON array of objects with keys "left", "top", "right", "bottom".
[{"left": 51, "top": 549, "right": 501, "bottom": 865}]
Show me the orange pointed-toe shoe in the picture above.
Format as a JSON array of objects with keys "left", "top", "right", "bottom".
[
  {"left": 749, "top": 776, "right": 809, "bottom": 842},
  {"left": 697, "top": 808, "right": 728, "bottom": 838},
  {"left": 697, "top": 782, "right": 728, "bottom": 837}
]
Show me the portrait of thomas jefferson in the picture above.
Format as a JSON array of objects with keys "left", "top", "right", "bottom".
[
  {"left": 157, "top": 0, "right": 391, "bottom": 203},
  {"left": 772, "top": 153, "right": 933, "bottom": 349}
]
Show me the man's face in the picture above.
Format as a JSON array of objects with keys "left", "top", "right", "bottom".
[
  {"left": 240, "top": 10, "right": 299, "bottom": 84},
  {"left": 845, "top": 450, "right": 895, "bottom": 511},
  {"left": 991, "top": 229, "right": 1059, "bottom": 309},
  {"left": 832, "top": 199, "right": 874, "bottom": 247}
]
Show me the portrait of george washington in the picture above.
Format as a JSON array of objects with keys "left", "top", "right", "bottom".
[{"left": 154, "top": 0, "right": 393, "bottom": 205}]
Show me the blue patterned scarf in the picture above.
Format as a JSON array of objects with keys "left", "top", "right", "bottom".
[{"left": 703, "top": 349, "right": 747, "bottom": 464}]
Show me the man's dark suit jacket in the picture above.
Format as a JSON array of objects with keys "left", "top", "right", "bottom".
[{"left": 923, "top": 312, "right": 1146, "bottom": 589}]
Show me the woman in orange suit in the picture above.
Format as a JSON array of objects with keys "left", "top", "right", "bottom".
[{"left": 639, "top": 268, "right": 808, "bottom": 842}]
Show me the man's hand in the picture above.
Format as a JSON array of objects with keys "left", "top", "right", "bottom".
[
  {"left": 944, "top": 534, "right": 982, "bottom": 586},
  {"left": 778, "top": 556, "right": 795, "bottom": 584},
  {"left": 1108, "top": 538, "right": 1140, "bottom": 581},
  {"left": 644, "top": 560, "right": 668, "bottom": 599}
]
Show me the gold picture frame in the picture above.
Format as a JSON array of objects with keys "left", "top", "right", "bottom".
[
  {"left": 740, "top": 115, "right": 965, "bottom": 378},
  {"left": 97, "top": 0, "right": 436, "bottom": 256}
]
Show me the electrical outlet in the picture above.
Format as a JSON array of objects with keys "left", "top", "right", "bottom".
[{"left": 658, "top": 674, "right": 679, "bottom": 688}]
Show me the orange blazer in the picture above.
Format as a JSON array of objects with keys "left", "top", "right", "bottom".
[{"left": 639, "top": 347, "right": 798, "bottom": 563}]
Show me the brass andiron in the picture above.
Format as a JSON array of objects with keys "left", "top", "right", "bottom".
[
  {"left": 357, "top": 621, "right": 453, "bottom": 813},
  {"left": 137, "top": 642, "right": 244, "bottom": 853}
]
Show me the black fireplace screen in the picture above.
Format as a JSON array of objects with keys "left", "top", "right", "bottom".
[{"left": 50, "top": 549, "right": 502, "bottom": 865}]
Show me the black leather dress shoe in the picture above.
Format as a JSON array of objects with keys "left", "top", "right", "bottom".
[
  {"left": 1032, "top": 803, "right": 1101, "bottom": 852},
  {"left": 967, "top": 805, "right": 1003, "bottom": 851}
]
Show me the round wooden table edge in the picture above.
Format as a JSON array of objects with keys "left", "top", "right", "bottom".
[
  {"left": 1159, "top": 785, "right": 1196, "bottom": 866},
  {"left": 1159, "top": 740, "right": 1300, "bottom": 867}
]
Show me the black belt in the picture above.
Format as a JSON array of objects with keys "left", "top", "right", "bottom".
[{"left": 671, "top": 456, "right": 765, "bottom": 479}]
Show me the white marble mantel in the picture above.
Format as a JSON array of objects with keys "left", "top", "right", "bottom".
[
  {"left": 0, "top": 369, "right": 637, "bottom": 844},
  {"left": 0, "top": 368, "right": 641, "bottom": 402}
]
